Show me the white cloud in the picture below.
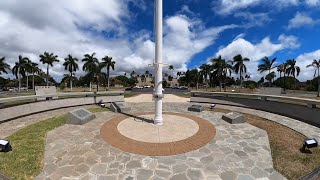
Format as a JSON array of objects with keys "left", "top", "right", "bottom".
[
  {"left": 234, "top": 12, "right": 271, "bottom": 27},
  {"left": 305, "top": 0, "right": 320, "bottom": 6},
  {"left": 213, "top": 0, "right": 312, "bottom": 15},
  {"left": 213, "top": 0, "right": 261, "bottom": 15},
  {"left": 0, "top": 1, "right": 236, "bottom": 81},
  {"left": 214, "top": 35, "right": 299, "bottom": 80},
  {"left": 288, "top": 12, "right": 316, "bottom": 29},
  {"left": 296, "top": 50, "right": 320, "bottom": 81}
]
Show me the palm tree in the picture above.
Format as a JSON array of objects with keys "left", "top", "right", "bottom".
[
  {"left": 30, "top": 62, "right": 41, "bottom": 90},
  {"left": 233, "top": 54, "right": 250, "bottom": 91},
  {"left": 199, "top": 64, "right": 211, "bottom": 91},
  {"left": 101, "top": 56, "right": 115, "bottom": 89},
  {"left": 211, "top": 56, "right": 233, "bottom": 92},
  {"left": 258, "top": 57, "right": 276, "bottom": 86},
  {"left": 12, "top": 56, "right": 31, "bottom": 92},
  {"left": 141, "top": 74, "right": 146, "bottom": 86},
  {"left": 265, "top": 72, "right": 276, "bottom": 85},
  {"left": 277, "top": 64, "right": 285, "bottom": 89},
  {"left": 39, "top": 52, "right": 59, "bottom": 87},
  {"left": 95, "top": 63, "right": 107, "bottom": 91},
  {"left": 286, "top": 59, "right": 300, "bottom": 92},
  {"left": 0, "top": 57, "right": 11, "bottom": 75},
  {"left": 145, "top": 70, "right": 150, "bottom": 77},
  {"left": 245, "top": 74, "right": 250, "bottom": 81},
  {"left": 82, "top": 53, "right": 99, "bottom": 91},
  {"left": 63, "top": 55, "right": 79, "bottom": 91},
  {"left": 307, "top": 59, "right": 320, "bottom": 97}
]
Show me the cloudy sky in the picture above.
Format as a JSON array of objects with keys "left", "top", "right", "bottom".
[{"left": 0, "top": 0, "right": 320, "bottom": 82}]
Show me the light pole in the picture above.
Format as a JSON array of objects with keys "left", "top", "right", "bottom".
[{"left": 153, "top": 0, "right": 163, "bottom": 125}]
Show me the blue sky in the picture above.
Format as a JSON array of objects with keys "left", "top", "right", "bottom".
[{"left": 0, "top": 0, "right": 320, "bottom": 81}]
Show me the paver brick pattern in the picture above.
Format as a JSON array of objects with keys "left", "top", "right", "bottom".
[
  {"left": 100, "top": 112, "right": 215, "bottom": 156},
  {"left": 36, "top": 102, "right": 286, "bottom": 180}
]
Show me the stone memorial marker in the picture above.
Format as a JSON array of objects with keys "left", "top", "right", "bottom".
[
  {"left": 110, "top": 102, "right": 131, "bottom": 113},
  {"left": 35, "top": 86, "right": 58, "bottom": 101},
  {"left": 222, "top": 112, "right": 246, "bottom": 124},
  {"left": 67, "top": 108, "right": 96, "bottom": 125},
  {"left": 188, "top": 104, "right": 204, "bottom": 112}
]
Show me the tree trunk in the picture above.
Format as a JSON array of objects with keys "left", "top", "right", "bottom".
[
  {"left": 26, "top": 73, "right": 29, "bottom": 90},
  {"left": 107, "top": 69, "right": 110, "bottom": 89},
  {"left": 32, "top": 72, "right": 35, "bottom": 90},
  {"left": 70, "top": 72, "right": 73, "bottom": 91},
  {"left": 90, "top": 82, "right": 92, "bottom": 92},
  {"left": 317, "top": 68, "right": 320, "bottom": 97},
  {"left": 283, "top": 73, "right": 286, "bottom": 92},
  {"left": 18, "top": 67, "right": 21, "bottom": 92},
  {"left": 294, "top": 75, "right": 296, "bottom": 93},
  {"left": 46, "top": 65, "right": 49, "bottom": 87},
  {"left": 269, "top": 70, "right": 271, "bottom": 87},
  {"left": 219, "top": 80, "right": 222, "bottom": 92},
  {"left": 240, "top": 71, "right": 242, "bottom": 92}
]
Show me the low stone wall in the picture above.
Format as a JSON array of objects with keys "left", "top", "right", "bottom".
[
  {"left": 0, "top": 95, "right": 124, "bottom": 123},
  {"left": 191, "top": 93, "right": 320, "bottom": 128}
]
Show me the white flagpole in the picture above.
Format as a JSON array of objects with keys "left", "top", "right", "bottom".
[{"left": 154, "top": 0, "right": 163, "bottom": 125}]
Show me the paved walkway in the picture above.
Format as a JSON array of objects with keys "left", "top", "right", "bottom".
[
  {"left": 36, "top": 103, "right": 285, "bottom": 180},
  {"left": 0, "top": 94, "right": 318, "bottom": 179},
  {"left": 216, "top": 104, "right": 320, "bottom": 142},
  {"left": 0, "top": 105, "right": 94, "bottom": 138},
  {"left": 125, "top": 94, "right": 189, "bottom": 103}
]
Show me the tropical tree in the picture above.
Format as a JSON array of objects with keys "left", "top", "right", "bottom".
[
  {"left": 63, "top": 54, "right": 79, "bottom": 91},
  {"left": 12, "top": 55, "right": 31, "bottom": 92},
  {"left": 82, "top": 53, "right": 99, "bottom": 91},
  {"left": 29, "top": 62, "right": 41, "bottom": 90},
  {"left": 211, "top": 56, "right": 233, "bottom": 92},
  {"left": 245, "top": 74, "right": 251, "bottom": 81},
  {"left": 141, "top": 74, "right": 146, "bottom": 86},
  {"left": 286, "top": 59, "right": 300, "bottom": 92},
  {"left": 258, "top": 57, "right": 276, "bottom": 86},
  {"left": 277, "top": 64, "right": 285, "bottom": 89},
  {"left": 0, "top": 57, "right": 11, "bottom": 75},
  {"left": 39, "top": 52, "right": 59, "bottom": 87},
  {"left": 233, "top": 54, "right": 250, "bottom": 91},
  {"left": 167, "top": 65, "right": 174, "bottom": 86},
  {"left": 145, "top": 70, "right": 150, "bottom": 77},
  {"left": 101, "top": 56, "right": 115, "bottom": 89},
  {"left": 306, "top": 59, "right": 320, "bottom": 97},
  {"left": 265, "top": 72, "right": 276, "bottom": 84},
  {"left": 199, "top": 64, "right": 211, "bottom": 91},
  {"left": 94, "top": 63, "right": 107, "bottom": 91}
]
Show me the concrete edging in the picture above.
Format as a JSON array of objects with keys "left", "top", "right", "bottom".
[{"left": 0, "top": 94, "right": 124, "bottom": 123}]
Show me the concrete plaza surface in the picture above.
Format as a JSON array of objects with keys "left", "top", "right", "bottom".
[
  {"left": 1, "top": 94, "right": 319, "bottom": 179},
  {"left": 35, "top": 102, "right": 285, "bottom": 180},
  {"left": 117, "top": 114, "right": 199, "bottom": 143}
]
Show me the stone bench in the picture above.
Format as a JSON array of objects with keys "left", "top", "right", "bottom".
[
  {"left": 222, "top": 112, "right": 246, "bottom": 124},
  {"left": 110, "top": 102, "right": 131, "bottom": 113},
  {"left": 188, "top": 105, "right": 204, "bottom": 112},
  {"left": 67, "top": 108, "right": 96, "bottom": 125}
]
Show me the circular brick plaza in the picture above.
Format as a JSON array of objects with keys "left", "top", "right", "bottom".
[{"left": 100, "top": 112, "right": 216, "bottom": 156}]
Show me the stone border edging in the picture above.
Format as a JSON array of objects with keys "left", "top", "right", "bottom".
[
  {"left": 216, "top": 104, "right": 320, "bottom": 142},
  {"left": 100, "top": 112, "right": 216, "bottom": 156}
]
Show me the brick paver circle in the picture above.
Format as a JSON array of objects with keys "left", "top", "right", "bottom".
[{"left": 100, "top": 112, "right": 216, "bottom": 156}]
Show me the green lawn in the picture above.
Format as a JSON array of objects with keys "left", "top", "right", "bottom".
[
  {"left": 87, "top": 106, "right": 110, "bottom": 113},
  {"left": 0, "top": 115, "right": 67, "bottom": 179}
]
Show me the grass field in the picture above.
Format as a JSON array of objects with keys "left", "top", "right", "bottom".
[{"left": 0, "top": 114, "right": 67, "bottom": 179}]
